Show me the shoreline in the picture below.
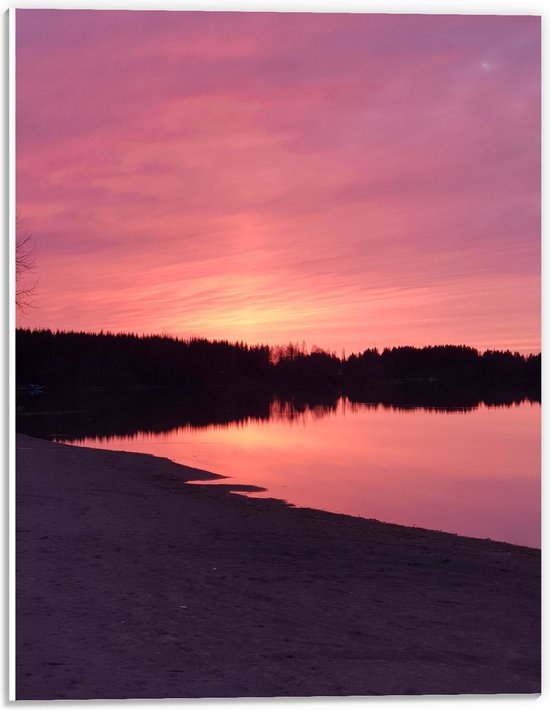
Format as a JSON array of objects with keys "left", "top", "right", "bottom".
[{"left": 16, "top": 433, "right": 541, "bottom": 699}]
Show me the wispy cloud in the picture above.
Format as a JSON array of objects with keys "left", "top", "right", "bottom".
[{"left": 16, "top": 10, "right": 540, "bottom": 352}]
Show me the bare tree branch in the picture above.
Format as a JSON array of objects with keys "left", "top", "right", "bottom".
[{"left": 16, "top": 221, "right": 37, "bottom": 313}]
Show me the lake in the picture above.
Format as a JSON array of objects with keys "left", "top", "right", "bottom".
[{"left": 21, "top": 390, "right": 539, "bottom": 548}]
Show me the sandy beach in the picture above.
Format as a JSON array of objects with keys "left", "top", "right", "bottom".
[{"left": 16, "top": 433, "right": 540, "bottom": 699}]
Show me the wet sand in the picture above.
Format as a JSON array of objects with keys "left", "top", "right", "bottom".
[{"left": 16, "top": 433, "right": 540, "bottom": 699}]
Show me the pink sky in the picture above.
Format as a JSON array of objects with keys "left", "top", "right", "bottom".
[{"left": 16, "top": 10, "right": 540, "bottom": 354}]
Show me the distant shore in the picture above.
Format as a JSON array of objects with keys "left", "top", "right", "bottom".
[{"left": 16, "top": 434, "right": 540, "bottom": 699}]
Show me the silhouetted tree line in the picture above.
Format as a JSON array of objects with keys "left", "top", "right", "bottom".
[
  {"left": 16, "top": 329, "right": 540, "bottom": 399},
  {"left": 17, "top": 329, "right": 271, "bottom": 389},
  {"left": 344, "top": 345, "right": 540, "bottom": 389}
]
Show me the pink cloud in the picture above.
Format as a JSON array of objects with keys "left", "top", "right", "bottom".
[{"left": 16, "top": 10, "right": 540, "bottom": 353}]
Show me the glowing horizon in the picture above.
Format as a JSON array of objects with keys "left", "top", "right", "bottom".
[{"left": 16, "top": 11, "right": 541, "bottom": 354}]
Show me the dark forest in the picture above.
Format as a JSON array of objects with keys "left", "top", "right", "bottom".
[{"left": 17, "top": 328, "right": 540, "bottom": 398}]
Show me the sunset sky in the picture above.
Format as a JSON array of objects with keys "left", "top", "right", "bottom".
[{"left": 16, "top": 10, "right": 540, "bottom": 354}]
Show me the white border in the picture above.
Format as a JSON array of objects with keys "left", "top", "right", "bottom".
[
  {"left": 3, "top": 1, "right": 546, "bottom": 709},
  {"left": 6, "top": 6, "right": 16, "bottom": 704},
  {"left": 1, "top": 1, "right": 548, "bottom": 14}
]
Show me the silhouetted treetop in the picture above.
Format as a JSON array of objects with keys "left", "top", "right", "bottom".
[{"left": 16, "top": 329, "right": 540, "bottom": 402}]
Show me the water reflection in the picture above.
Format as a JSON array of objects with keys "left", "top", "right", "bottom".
[
  {"left": 17, "top": 387, "right": 540, "bottom": 548},
  {"left": 17, "top": 384, "right": 538, "bottom": 442}
]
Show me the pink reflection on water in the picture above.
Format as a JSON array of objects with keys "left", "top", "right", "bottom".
[{"left": 72, "top": 401, "right": 540, "bottom": 548}]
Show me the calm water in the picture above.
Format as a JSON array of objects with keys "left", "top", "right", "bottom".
[{"left": 51, "top": 397, "right": 540, "bottom": 548}]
